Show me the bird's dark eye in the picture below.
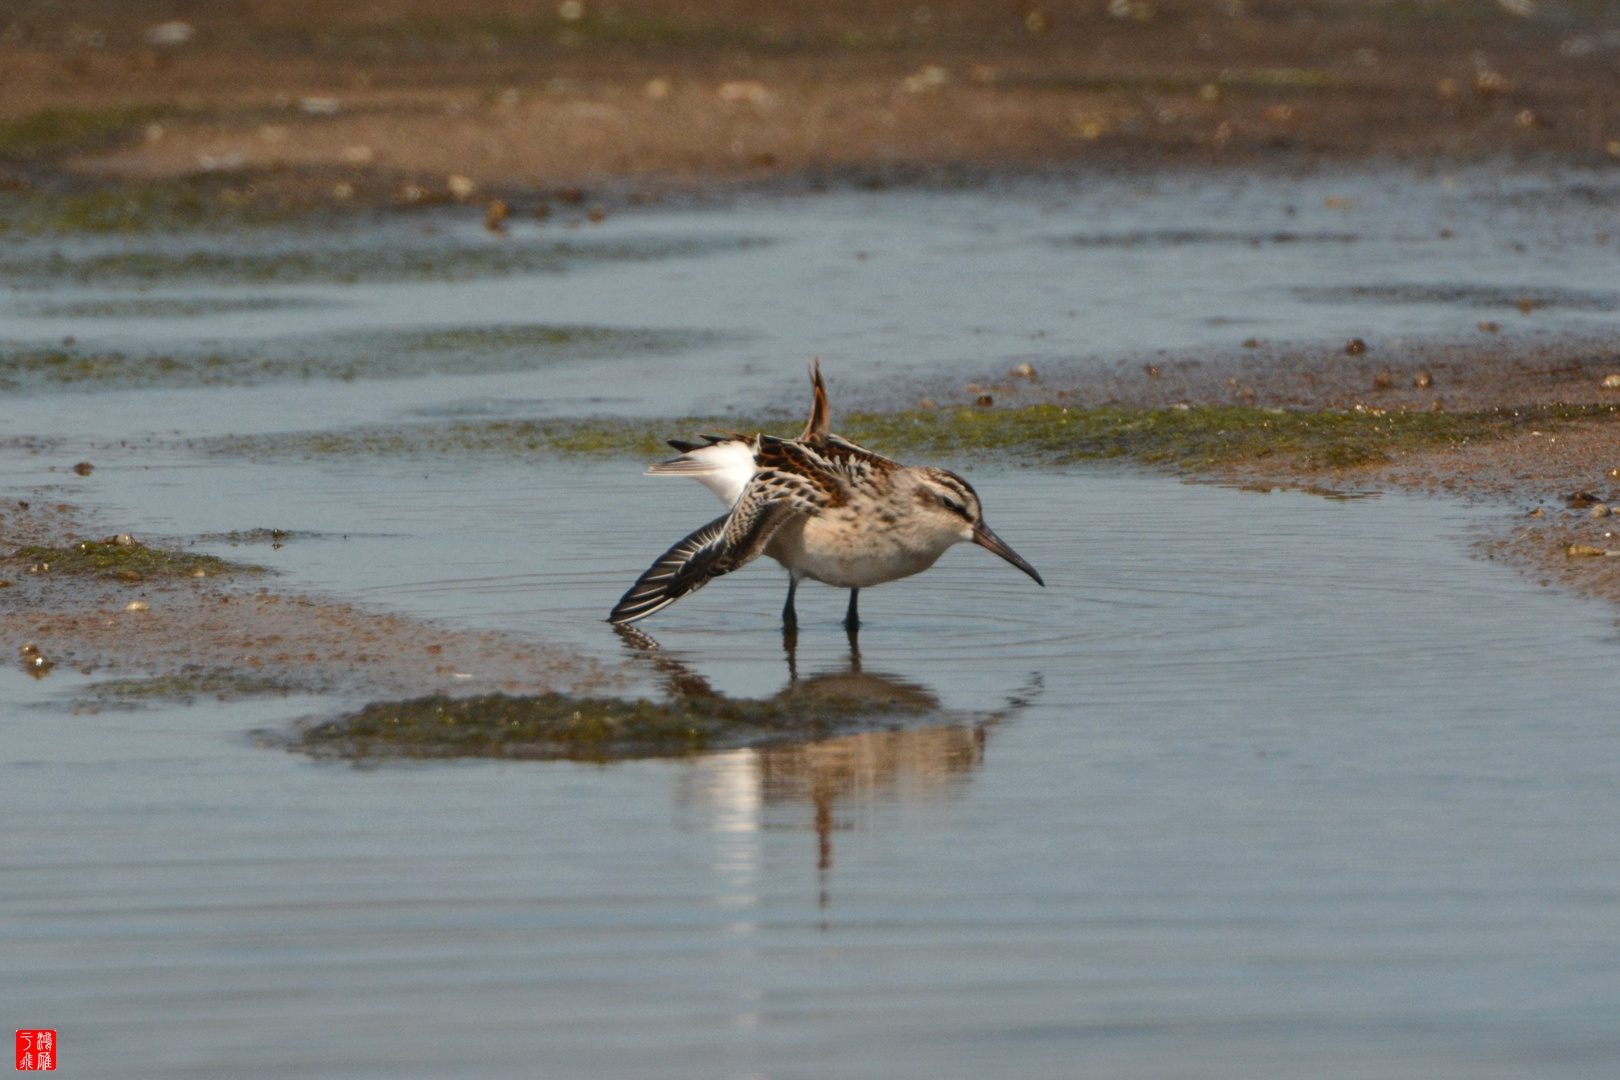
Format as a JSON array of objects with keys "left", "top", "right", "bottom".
[{"left": 938, "top": 494, "right": 968, "bottom": 517}]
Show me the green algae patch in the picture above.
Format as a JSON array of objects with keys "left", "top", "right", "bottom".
[
  {"left": 1295, "top": 283, "right": 1620, "bottom": 312},
  {"left": 10, "top": 538, "right": 263, "bottom": 581},
  {"left": 0, "top": 325, "right": 724, "bottom": 393},
  {"left": 294, "top": 686, "right": 936, "bottom": 762},
  {"left": 207, "top": 415, "right": 682, "bottom": 462},
  {"left": 209, "top": 403, "right": 1620, "bottom": 473},
  {"left": 256, "top": 10, "right": 882, "bottom": 58},
  {"left": 0, "top": 107, "right": 164, "bottom": 161},
  {"left": 14, "top": 296, "right": 339, "bottom": 319},
  {"left": 196, "top": 527, "right": 312, "bottom": 545},
  {"left": 74, "top": 669, "right": 297, "bottom": 711},
  {"left": 837, "top": 403, "right": 1620, "bottom": 471},
  {"left": 1008, "top": 68, "right": 1339, "bottom": 97},
  {"left": 1058, "top": 230, "right": 1359, "bottom": 249},
  {"left": 0, "top": 175, "right": 367, "bottom": 235},
  {"left": 0, "top": 234, "right": 769, "bottom": 287}
]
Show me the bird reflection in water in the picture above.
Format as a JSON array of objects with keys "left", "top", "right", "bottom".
[{"left": 617, "top": 624, "right": 1010, "bottom": 908}]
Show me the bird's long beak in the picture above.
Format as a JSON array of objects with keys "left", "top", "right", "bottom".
[{"left": 973, "top": 522, "right": 1044, "bottom": 586}]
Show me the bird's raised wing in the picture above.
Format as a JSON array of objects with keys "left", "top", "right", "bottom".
[{"left": 608, "top": 471, "right": 819, "bottom": 624}]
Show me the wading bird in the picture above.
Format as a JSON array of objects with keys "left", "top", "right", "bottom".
[{"left": 610, "top": 362, "right": 1043, "bottom": 630}]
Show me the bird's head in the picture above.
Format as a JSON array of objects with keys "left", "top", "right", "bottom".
[{"left": 916, "top": 468, "right": 1044, "bottom": 586}]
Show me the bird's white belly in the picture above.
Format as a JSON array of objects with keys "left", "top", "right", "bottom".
[{"left": 766, "top": 513, "right": 951, "bottom": 589}]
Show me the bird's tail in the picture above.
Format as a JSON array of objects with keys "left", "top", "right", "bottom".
[{"left": 801, "top": 358, "right": 830, "bottom": 442}]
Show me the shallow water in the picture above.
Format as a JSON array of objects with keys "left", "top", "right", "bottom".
[
  {"left": 3, "top": 164, "right": 1619, "bottom": 436},
  {"left": 3, "top": 166, "right": 1620, "bottom": 1077}
]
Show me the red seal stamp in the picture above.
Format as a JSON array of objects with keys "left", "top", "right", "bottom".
[{"left": 14, "top": 1031, "right": 55, "bottom": 1071}]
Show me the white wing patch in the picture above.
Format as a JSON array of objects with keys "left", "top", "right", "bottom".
[{"left": 645, "top": 438, "right": 758, "bottom": 507}]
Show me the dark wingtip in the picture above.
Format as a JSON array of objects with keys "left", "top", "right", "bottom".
[
  {"left": 609, "top": 512, "right": 733, "bottom": 626},
  {"left": 608, "top": 595, "right": 666, "bottom": 625}
]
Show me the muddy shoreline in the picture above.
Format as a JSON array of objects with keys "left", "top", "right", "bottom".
[
  {"left": 5, "top": 2, "right": 1617, "bottom": 219},
  {"left": 4, "top": 1, "right": 1619, "bottom": 212},
  {"left": 1, "top": 499, "right": 615, "bottom": 706},
  {"left": 901, "top": 331, "right": 1620, "bottom": 612}
]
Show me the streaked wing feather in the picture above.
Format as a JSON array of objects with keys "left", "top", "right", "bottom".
[
  {"left": 821, "top": 432, "right": 898, "bottom": 470},
  {"left": 609, "top": 512, "right": 731, "bottom": 624},
  {"left": 609, "top": 477, "right": 811, "bottom": 624}
]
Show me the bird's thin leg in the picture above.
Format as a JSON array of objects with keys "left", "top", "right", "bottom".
[
  {"left": 774, "top": 625, "right": 793, "bottom": 676},
  {"left": 843, "top": 587, "right": 860, "bottom": 631},
  {"left": 781, "top": 577, "right": 800, "bottom": 678},
  {"left": 783, "top": 576, "right": 799, "bottom": 630},
  {"left": 783, "top": 625, "right": 799, "bottom": 681}
]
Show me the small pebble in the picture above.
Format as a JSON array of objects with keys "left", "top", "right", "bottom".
[
  {"left": 975, "top": 394, "right": 994, "bottom": 408},
  {"left": 1345, "top": 338, "right": 1368, "bottom": 355},
  {"left": 484, "top": 199, "right": 510, "bottom": 233},
  {"left": 1414, "top": 371, "right": 1433, "bottom": 389},
  {"left": 1566, "top": 491, "right": 1603, "bottom": 508},
  {"left": 1479, "top": 320, "right": 1500, "bottom": 333},
  {"left": 1527, "top": 506, "right": 1544, "bottom": 518},
  {"left": 1603, "top": 374, "right": 1620, "bottom": 389},
  {"left": 1566, "top": 544, "right": 1614, "bottom": 558},
  {"left": 1371, "top": 371, "right": 1393, "bottom": 389},
  {"left": 1010, "top": 362, "right": 1036, "bottom": 378},
  {"left": 73, "top": 461, "right": 93, "bottom": 476},
  {"left": 126, "top": 600, "right": 149, "bottom": 612},
  {"left": 1593, "top": 504, "right": 1613, "bottom": 518}
]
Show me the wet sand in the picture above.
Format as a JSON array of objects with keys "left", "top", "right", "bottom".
[
  {"left": 915, "top": 332, "right": 1620, "bottom": 614},
  {"left": 4, "top": 0, "right": 1618, "bottom": 201},
  {"left": 0, "top": 500, "right": 614, "bottom": 702}
]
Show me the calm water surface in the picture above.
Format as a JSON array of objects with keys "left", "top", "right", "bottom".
[{"left": 3, "top": 167, "right": 1620, "bottom": 1077}]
